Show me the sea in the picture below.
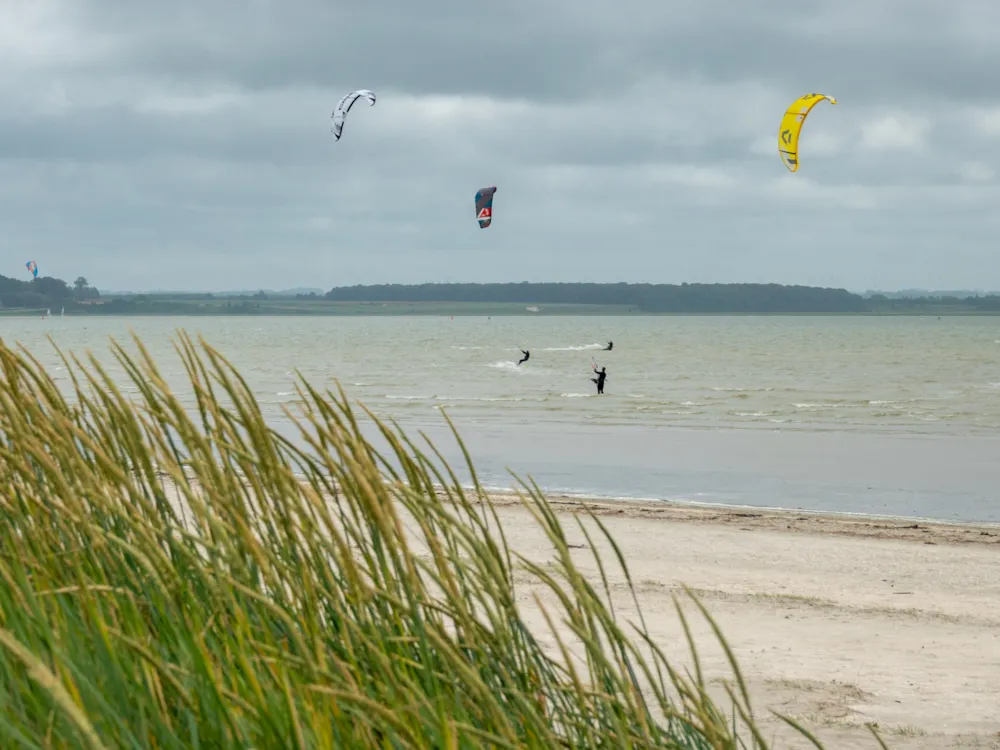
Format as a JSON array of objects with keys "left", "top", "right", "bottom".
[{"left": 4, "top": 314, "right": 1000, "bottom": 524}]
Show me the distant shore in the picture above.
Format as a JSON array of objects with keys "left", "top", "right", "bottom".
[
  {"left": 7, "top": 303, "right": 1000, "bottom": 317},
  {"left": 8, "top": 278, "right": 1000, "bottom": 316}
]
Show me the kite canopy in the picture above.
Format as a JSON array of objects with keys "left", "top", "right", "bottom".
[
  {"left": 778, "top": 93, "right": 837, "bottom": 172},
  {"left": 331, "top": 89, "right": 376, "bottom": 141},
  {"left": 25, "top": 260, "right": 37, "bottom": 279},
  {"left": 474, "top": 186, "right": 497, "bottom": 228}
]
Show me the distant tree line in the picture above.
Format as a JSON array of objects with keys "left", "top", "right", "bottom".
[
  {"left": 0, "top": 274, "right": 100, "bottom": 310},
  {"left": 8, "top": 275, "right": 1000, "bottom": 314},
  {"left": 113, "top": 291, "right": 269, "bottom": 302},
  {"left": 322, "top": 282, "right": 1000, "bottom": 314},
  {"left": 323, "top": 282, "right": 871, "bottom": 313}
]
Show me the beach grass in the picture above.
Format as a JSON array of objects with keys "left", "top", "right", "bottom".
[{"left": 0, "top": 330, "right": 886, "bottom": 748}]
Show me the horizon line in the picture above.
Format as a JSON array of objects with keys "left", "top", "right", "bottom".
[{"left": 93, "top": 283, "right": 1000, "bottom": 297}]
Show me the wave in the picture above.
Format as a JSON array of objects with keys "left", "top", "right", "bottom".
[
  {"left": 488, "top": 360, "right": 537, "bottom": 373},
  {"left": 539, "top": 344, "right": 604, "bottom": 351},
  {"left": 434, "top": 396, "right": 533, "bottom": 403},
  {"left": 381, "top": 394, "right": 543, "bottom": 404},
  {"left": 710, "top": 386, "right": 776, "bottom": 392}
]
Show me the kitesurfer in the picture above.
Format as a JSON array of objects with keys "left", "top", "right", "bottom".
[
  {"left": 603, "top": 341, "right": 613, "bottom": 351},
  {"left": 517, "top": 349, "right": 530, "bottom": 366},
  {"left": 591, "top": 365, "right": 607, "bottom": 395}
]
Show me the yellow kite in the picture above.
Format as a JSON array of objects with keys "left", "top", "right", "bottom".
[{"left": 777, "top": 93, "right": 837, "bottom": 172}]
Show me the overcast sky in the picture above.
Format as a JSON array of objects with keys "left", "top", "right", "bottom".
[{"left": 3, "top": 0, "right": 1000, "bottom": 292}]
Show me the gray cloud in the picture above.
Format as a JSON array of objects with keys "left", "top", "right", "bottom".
[{"left": 2, "top": 0, "right": 1000, "bottom": 291}]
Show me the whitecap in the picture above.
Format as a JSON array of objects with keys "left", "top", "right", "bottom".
[{"left": 540, "top": 344, "right": 603, "bottom": 351}]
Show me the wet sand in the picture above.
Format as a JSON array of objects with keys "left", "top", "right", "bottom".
[
  {"left": 393, "top": 420, "right": 1000, "bottom": 524},
  {"left": 479, "top": 493, "right": 1000, "bottom": 749}
]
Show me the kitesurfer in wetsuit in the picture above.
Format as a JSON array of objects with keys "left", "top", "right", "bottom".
[
  {"left": 517, "top": 349, "right": 530, "bottom": 366},
  {"left": 603, "top": 341, "right": 613, "bottom": 351},
  {"left": 591, "top": 365, "right": 607, "bottom": 395}
]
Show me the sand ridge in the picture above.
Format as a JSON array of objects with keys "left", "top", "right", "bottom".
[{"left": 482, "top": 491, "right": 1000, "bottom": 548}]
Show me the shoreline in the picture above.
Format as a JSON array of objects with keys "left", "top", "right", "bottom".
[
  {"left": 475, "top": 489, "right": 1000, "bottom": 548},
  {"left": 18, "top": 310, "right": 1000, "bottom": 317},
  {"left": 361, "top": 420, "right": 1000, "bottom": 527},
  {"left": 173, "top": 465, "right": 1000, "bottom": 546}
]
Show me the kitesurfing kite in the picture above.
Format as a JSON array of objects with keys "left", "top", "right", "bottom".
[
  {"left": 475, "top": 186, "right": 497, "bottom": 228},
  {"left": 778, "top": 93, "right": 837, "bottom": 172},
  {"left": 25, "top": 260, "right": 37, "bottom": 279},
  {"left": 331, "top": 89, "right": 376, "bottom": 141}
]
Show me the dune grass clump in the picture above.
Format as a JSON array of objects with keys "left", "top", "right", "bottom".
[{"left": 0, "top": 331, "right": 883, "bottom": 749}]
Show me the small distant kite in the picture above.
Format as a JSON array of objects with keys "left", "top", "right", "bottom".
[
  {"left": 25, "top": 260, "right": 37, "bottom": 279},
  {"left": 331, "top": 89, "right": 376, "bottom": 141},
  {"left": 778, "top": 93, "right": 837, "bottom": 172},
  {"left": 475, "top": 186, "right": 497, "bottom": 228}
]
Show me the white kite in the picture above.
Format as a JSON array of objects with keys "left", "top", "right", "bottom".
[{"left": 331, "top": 89, "right": 376, "bottom": 141}]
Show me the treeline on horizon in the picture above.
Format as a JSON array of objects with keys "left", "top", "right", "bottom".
[
  {"left": 9, "top": 274, "right": 1000, "bottom": 314},
  {"left": 321, "top": 282, "right": 1000, "bottom": 313},
  {"left": 0, "top": 274, "right": 100, "bottom": 310}
]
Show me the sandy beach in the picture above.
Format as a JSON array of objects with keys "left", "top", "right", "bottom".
[
  {"left": 159, "top": 467, "right": 1000, "bottom": 748},
  {"left": 476, "top": 493, "right": 1000, "bottom": 749}
]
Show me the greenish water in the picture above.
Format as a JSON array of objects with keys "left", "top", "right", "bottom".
[{"left": 4, "top": 314, "right": 999, "bottom": 522}]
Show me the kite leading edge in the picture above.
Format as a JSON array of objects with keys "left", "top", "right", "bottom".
[{"left": 778, "top": 93, "right": 837, "bottom": 172}]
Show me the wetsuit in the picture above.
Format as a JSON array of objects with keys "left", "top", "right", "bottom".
[
  {"left": 517, "top": 350, "right": 530, "bottom": 366},
  {"left": 604, "top": 341, "right": 613, "bottom": 351},
  {"left": 592, "top": 366, "right": 607, "bottom": 394}
]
